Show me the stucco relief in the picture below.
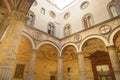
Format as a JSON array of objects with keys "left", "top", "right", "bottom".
[
  {"left": 74, "top": 34, "right": 82, "bottom": 43},
  {"left": 33, "top": 31, "right": 42, "bottom": 41}
]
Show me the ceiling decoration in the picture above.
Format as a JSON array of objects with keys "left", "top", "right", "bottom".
[
  {"left": 0, "top": 0, "right": 8, "bottom": 23},
  {"left": 99, "top": 25, "right": 111, "bottom": 35},
  {"left": 37, "top": 44, "right": 58, "bottom": 61},
  {"left": 82, "top": 38, "right": 108, "bottom": 57},
  {"left": 0, "top": 0, "right": 9, "bottom": 40},
  {"left": 62, "top": 45, "right": 78, "bottom": 61},
  {"left": 6, "top": 0, "right": 34, "bottom": 15},
  {"left": 64, "top": 12, "right": 70, "bottom": 20},
  {"left": 80, "top": 1, "right": 89, "bottom": 10}
]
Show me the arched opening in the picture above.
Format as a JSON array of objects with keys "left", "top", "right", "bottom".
[
  {"left": 35, "top": 43, "right": 59, "bottom": 80},
  {"left": 82, "top": 38, "right": 115, "bottom": 80},
  {"left": 13, "top": 35, "right": 33, "bottom": 79},
  {"left": 62, "top": 45, "right": 79, "bottom": 80},
  {"left": 82, "top": 13, "right": 93, "bottom": 29}
]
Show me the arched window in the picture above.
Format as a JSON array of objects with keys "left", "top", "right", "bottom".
[
  {"left": 83, "top": 14, "right": 93, "bottom": 29},
  {"left": 107, "top": 2, "right": 118, "bottom": 18},
  {"left": 48, "top": 22, "right": 55, "bottom": 36},
  {"left": 27, "top": 11, "right": 35, "bottom": 26},
  {"left": 64, "top": 24, "right": 71, "bottom": 37}
]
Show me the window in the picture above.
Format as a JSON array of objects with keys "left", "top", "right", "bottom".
[
  {"left": 14, "top": 64, "right": 25, "bottom": 79},
  {"left": 32, "top": 0, "right": 37, "bottom": 6},
  {"left": 64, "top": 24, "right": 71, "bottom": 37},
  {"left": 80, "top": 1, "right": 89, "bottom": 9},
  {"left": 64, "top": 12, "right": 70, "bottom": 20},
  {"left": 109, "top": 5, "right": 118, "bottom": 17},
  {"left": 27, "top": 11, "right": 35, "bottom": 26},
  {"left": 41, "top": 7, "right": 45, "bottom": 14},
  {"left": 48, "top": 22, "right": 55, "bottom": 36},
  {"left": 107, "top": 2, "right": 118, "bottom": 18},
  {"left": 83, "top": 14, "right": 93, "bottom": 29}
]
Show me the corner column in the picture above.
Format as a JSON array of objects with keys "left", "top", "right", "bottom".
[
  {"left": 77, "top": 52, "right": 87, "bottom": 80},
  {"left": 107, "top": 45, "right": 120, "bottom": 80},
  {"left": 0, "top": 11, "right": 27, "bottom": 80},
  {"left": 26, "top": 49, "right": 37, "bottom": 80},
  {"left": 58, "top": 56, "right": 63, "bottom": 80}
]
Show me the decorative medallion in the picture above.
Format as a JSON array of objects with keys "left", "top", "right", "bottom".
[
  {"left": 99, "top": 25, "right": 111, "bottom": 34},
  {"left": 33, "top": 31, "right": 42, "bottom": 41},
  {"left": 74, "top": 35, "right": 82, "bottom": 42},
  {"left": 64, "top": 12, "right": 70, "bottom": 20},
  {"left": 80, "top": 1, "right": 89, "bottom": 9}
]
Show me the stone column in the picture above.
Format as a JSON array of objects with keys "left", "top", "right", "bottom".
[
  {"left": 107, "top": 45, "right": 120, "bottom": 80},
  {"left": 0, "top": 11, "right": 27, "bottom": 80},
  {"left": 77, "top": 52, "right": 87, "bottom": 80},
  {"left": 26, "top": 49, "right": 37, "bottom": 80},
  {"left": 58, "top": 56, "right": 63, "bottom": 80}
]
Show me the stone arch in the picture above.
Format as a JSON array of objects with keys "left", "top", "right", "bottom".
[
  {"left": 22, "top": 32, "right": 35, "bottom": 49},
  {"left": 61, "top": 43, "right": 79, "bottom": 55},
  {"left": 36, "top": 40, "right": 60, "bottom": 55},
  {"left": 79, "top": 35, "right": 109, "bottom": 52},
  {"left": 109, "top": 26, "right": 120, "bottom": 45}
]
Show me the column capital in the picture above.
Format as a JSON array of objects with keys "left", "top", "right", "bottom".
[
  {"left": 8, "top": 11, "right": 27, "bottom": 23},
  {"left": 58, "top": 55, "right": 63, "bottom": 59},
  {"left": 76, "top": 52, "right": 83, "bottom": 55},
  {"left": 31, "top": 49, "right": 38, "bottom": 53},
  {"left": 107, "top": 45, "right": 116, "bottom": 50}
]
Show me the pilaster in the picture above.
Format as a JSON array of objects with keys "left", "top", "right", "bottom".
[{"left": 0, "top": 11, "right": 27, "bottom": 80}]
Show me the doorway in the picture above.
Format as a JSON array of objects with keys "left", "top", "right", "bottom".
[{"left": 90, "top": 51, "right": 115, "bottom": 80}]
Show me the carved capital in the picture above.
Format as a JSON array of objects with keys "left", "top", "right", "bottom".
[{"left": 9, "top": 11, "right": 27, "bottom": 23}]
